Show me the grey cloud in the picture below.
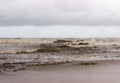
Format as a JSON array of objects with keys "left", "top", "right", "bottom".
[{"left": 0, "top": 0, "right": 120, "bottom": 26}]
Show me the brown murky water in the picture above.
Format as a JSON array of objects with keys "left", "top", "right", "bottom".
[{"left": 1, "top": 61, "right": 120, "bottom": 83}]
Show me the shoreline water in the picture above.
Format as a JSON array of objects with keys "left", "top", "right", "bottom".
[{"left": 1, "top": 60, "right": 120, "bottom": 83}]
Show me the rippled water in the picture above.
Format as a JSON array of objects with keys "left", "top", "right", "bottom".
[{"left": 0, "top": 61, "right": 120, "bottom": 83}]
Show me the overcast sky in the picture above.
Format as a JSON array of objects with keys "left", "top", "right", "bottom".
[{"left": 0, "top": 0, "right": 120, "bottom": 38}]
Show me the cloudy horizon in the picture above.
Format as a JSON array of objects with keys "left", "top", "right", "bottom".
[{"left": 0, "top": 0, "right": 120, "bottom": 38}]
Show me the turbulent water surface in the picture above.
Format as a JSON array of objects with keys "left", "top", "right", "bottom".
[{"left": 1, "top": 38, "right": 120, "bottom": 83}]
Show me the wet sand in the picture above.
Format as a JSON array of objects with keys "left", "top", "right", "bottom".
[{"left": 1, "top": 61, "right": 120, "bottom": 83}]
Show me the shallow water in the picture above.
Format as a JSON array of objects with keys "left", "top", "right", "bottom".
[{"left": 1, "top": 61, "right": 120, "bottom": 83}]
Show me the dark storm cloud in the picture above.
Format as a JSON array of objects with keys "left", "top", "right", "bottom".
[{"left": 0, "top": 0, "right": 120, "bottom": 26}]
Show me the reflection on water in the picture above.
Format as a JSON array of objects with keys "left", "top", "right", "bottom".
[{"left": 0, "top": 61, "right": 120, "bottom": 83}]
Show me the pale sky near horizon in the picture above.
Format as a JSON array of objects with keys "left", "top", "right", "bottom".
[{"left": 0, "top": 0, "right": 120, "bottom": 38}]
